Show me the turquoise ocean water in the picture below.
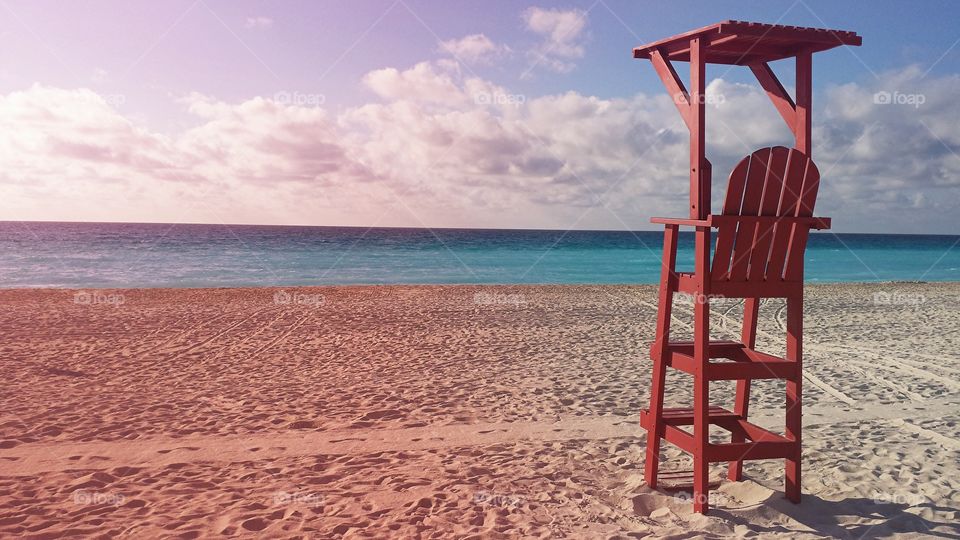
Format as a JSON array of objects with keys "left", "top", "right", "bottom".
[{"left": 0, "top": 222, "right": 957, "bottom": 288}]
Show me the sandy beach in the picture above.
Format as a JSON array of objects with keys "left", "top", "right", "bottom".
[{"left": 1, "top": 283, "right": 958, "bottom": 538}]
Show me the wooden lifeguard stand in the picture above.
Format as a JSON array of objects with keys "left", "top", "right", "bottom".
[{"left": 634, "top": 21, "right": 861, "bottom": 514}]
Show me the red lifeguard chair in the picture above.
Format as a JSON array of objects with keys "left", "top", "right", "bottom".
[{"left": 634, "top": 21, "right": 861, "bottom": 513}]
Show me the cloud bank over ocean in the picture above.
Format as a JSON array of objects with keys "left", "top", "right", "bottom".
[{"left": 1, "top": 5, "right": 957, "bottom": 233}]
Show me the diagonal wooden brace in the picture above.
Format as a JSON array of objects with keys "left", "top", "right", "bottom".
[
  {"left": 749, "top": 62, "right": 796, "bottom": 128},
  {"left": 748, "top": 55, "right": 812, "bottom": 155},
  {"left": 650, "top": 49, "right": 692, "bottom": 131}
]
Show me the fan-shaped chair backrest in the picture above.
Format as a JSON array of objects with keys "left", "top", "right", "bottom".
[{"left": 711, "top": 146, "right": 821, "bottom": 282}]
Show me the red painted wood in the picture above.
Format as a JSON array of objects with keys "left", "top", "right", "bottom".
[
  {"left": 796, "top": 158, "right": 821, "bottom": 216},
  {"left": 711, "top": 215, "right": 828, "bottom": 227},
  {"left": 711, "top": 227, "right": 736, "bottom": 280},
  {"left": 699, "top": 279, "right": 803, "bottom": 299},
  {"left": 650, "top": 50, "right": 692, "bottom": 131},
  {"left": 729, "top": 149, "right": 769, "bottom": 281},
  {"left": 653, "top": 214, "right": 830, "bottom": 229},
  {"left": 729, "top": 295, "right": 758, "bottom": 481},
  {"left": 712, "top": 156, "right": 750, "bottom": 280},
  {"left": 795, "top": 51, "right": 812, "bottom": 155},
  {"left": 701, "top": 159, "right": 713, "bottom": 221},
  {"left": 760, "top": 149, "right": 789, "bottom": 217},
  {"left": 766, "top": 149, "right": 806, "bottom": 279},
  {"left": 633, "top": 20, "right": 862, "bottom": 64},
  {"left": 650, "top": 217, "right": 710, "bottom": 227},
  {"left": 692, "top": 66, "right": 711, "bottom": 505},
  {"left": 641, "top": 406, "right": 738, "bottom": 428},
  {"left": 722, "top": 153, "right": 751, "bottom": 214},
  {"left": 747, "top": 147, "right": 788, "bottom": 281},
  {"left": 658, "top": 342, "right": 796, "bottom": 380},
  {"left": 693, "top": 233, "right": 710, "bottom": 513},
  {"left": 644, "top": 146, "right": 827, "bottom": 513},
  {"left": 785, "top": 294, "right": 803, "bottom": 502},
  {"left": 784, "top": 159, "right": 821, "bottom": 281},
  {"left": 638, "top": 20, "right": 856, "bottom": 514},
  {"left": 690, "top": 38, "right": 706, "bottom": 219},
  {"left": 644, "top": 224, "right": 678, "bottom": 489},
  {"left": 750, "top": 62, "right": 797, "bottom": 130}
]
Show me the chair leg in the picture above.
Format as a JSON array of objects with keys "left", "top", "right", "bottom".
[
  {"left": 645, "top": 225, "right": 678, "bottom": 489},
  {"left": 785, "top": 294, "right": 803, "bottom": 503},
  {"left": 693, "top": 294, "right": 710, "bottom": 513},
  {"left": 729, "top": 298, "right": 759, "bottom": 481},
  {"left": 645, "top": 286, "right": 674, "bottom": 488},
  {"left": 727, "top": 379, "right": 750, "bottom": 481},
  {"left": 645, "top": 355, "right": 667, "bottom": 488}
]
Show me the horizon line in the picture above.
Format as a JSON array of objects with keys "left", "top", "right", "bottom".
[{"left": 2, "top": 219, "right": 958, "bottom": 238}]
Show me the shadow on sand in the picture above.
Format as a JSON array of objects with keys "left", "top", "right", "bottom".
[{"left": 708, "top": 491, "right": 960, "bottom": 538}]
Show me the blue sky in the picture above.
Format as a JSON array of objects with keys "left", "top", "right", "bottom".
[
  {"left": 4, "top": 1, "right": 957, "bottom": 113},
  {"left": 0, "top": 1, "right": 958, "bottom": 233}
]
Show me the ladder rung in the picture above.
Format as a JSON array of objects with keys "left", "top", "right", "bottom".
[
  {"left": 655, "top": 341, "right": 797, "bottom": 380},
  {"left": 641, "top": 405, "right": 797, "bottom": 462}
]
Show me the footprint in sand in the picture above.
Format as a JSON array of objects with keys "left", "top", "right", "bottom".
[
  {"left": 241, "top": 517, "right": 269, "bottom": 532},
  {"left": 360, "top": 409, "right": 403, "bottom": 421}
]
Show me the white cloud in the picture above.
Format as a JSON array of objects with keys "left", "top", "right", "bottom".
[
  {"left": 522, "top": 7, "right": 588, "bottom": 74},
  {"left": 438, "top": 34, "right": 510, "bottom": 65},
  {"left": 244, "top": 16, "right": 273, "bottom": 29},
  {"left": 362, "top": 61, "right": 468, "bottom": 107},
  {"left": 0, "top": 65, "right": 958, "bottom": 233}
]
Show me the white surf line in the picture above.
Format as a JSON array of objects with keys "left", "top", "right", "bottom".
[
  {"left": 5, "top": 397, "right": 960, "bottom": 477},
  {"left": 891, "top": 418, "right": 960, "bottom": 452}
]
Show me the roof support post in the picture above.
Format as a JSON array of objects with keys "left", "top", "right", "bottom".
[
  {"left": 795, "top": 50, "right": 812, "bottom": 155},
  {"left": 689, "top": 37, "right": 707, "bottom": 219}
]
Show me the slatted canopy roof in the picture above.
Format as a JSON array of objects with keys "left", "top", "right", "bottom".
[{"left": 633, "top": 20, "right": 861, "bottom": 65}]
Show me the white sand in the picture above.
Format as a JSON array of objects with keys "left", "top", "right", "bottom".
[{"left": 0, "top": 284, "right": 958, "bottom": 537}]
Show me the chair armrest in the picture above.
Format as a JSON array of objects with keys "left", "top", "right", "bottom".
[
  {"left": 809, "top": 217, "right": 831, "bottom": 230},
  {"left": 650, "top": 217, "right": 712, "bottom": 227},
  {"left": 652, "top": 215, "right": 831, "bottom": 229},
  {"left": 706, "top": 215, "right": 832, "bottom": 230}
]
